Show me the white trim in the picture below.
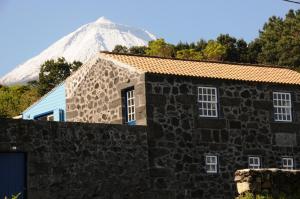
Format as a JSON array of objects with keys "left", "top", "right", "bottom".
[
  {"left": 205, "top": 155, "right": 218, "bottom": 173},
  {"left": 198, "top": 87, "right": 218, "bottom": 118},
  {"left": 126, "top": 89, "right": 135, "bottom": 122},
  {"left": 248, "top": 156, "right": 261, "bottom": 169},
  {"left": 282, "top": 157, "right": 294, "bottom": 170},
  {"left": 273, "top": 92, "right": 292, "bottom": 122}
]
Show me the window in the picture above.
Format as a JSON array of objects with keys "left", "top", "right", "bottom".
[
  {"left": 34, "top": 111, "right": 54, "bottom": 121},
  {"left": 248, "top": 157, "right": 261, "bottom": 169},
  {"left": 198, "top": 87, "right": 218, "bottom": 117},
  {"left": 273, "top": 92, "right": 292, "bottom": 122},
  {"left": 125, "top": 88, "right": 136, "bottom": 125},
  {"left": 205, "top": 155, "right": 218, "bottom": 173},
  {"left": 282, "top": 157, "right": 294, "bottom": 170}
]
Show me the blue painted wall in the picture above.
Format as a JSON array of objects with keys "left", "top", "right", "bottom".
[{"left": 22, "top": 83, "right": 66, "bottom": 121}]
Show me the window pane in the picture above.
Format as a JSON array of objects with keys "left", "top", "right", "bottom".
[
  {"left": 273, "top": 92, "right": 292, "bottom": 122},
  {"left": 198, "top": 87, "right": 218, "bottom": 117}
]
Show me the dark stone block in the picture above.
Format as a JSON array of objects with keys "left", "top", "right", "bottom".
[
  {"left": 271, "top": 122, "right": 300, "bottom": 133},
  {"left": 182, "top": 119, "right": 191, "bottom": 130},
  {"left": 172, "top": 87, "right": 178, "bottom": 95},
  {"left": 195, "top": 118, "right": 226, "bottom": 129},
  {"left": 220, "top": 130, "right": 229, "bottom": 142},
  {"left": 179, "top": 84, "right": 189, "bottom": 94},
  {"left": 176, "top": 95, "right": 196, "bottom": 105},
  {"left": 241, "top": 90, "right": 251, "bottom": 98},
  {"left": 155, "top": 178, "right": 168, "bottom": 189},
  {"left": 149, "top": 147, "right": 170, "bottom": 158},
  {"left": 147, "top": 121, "right": 164, "bottom": 139},
  {"left": 154, "top": 86, "right": 161, "bottom": 94},
  {"left": 150, "top": 167, "right": 172, "bottom": 177},
  {"left": 209, "top": 143, "right": 227, "bottom": 150},
  {"left": 171, "top": 117, "right": 179, "bottom": 126},
  {"left": 294, "top": 103, "right": 300, "bottom": 111},
  {"left": 183, "top": 154, "right": 193, "bottom": 163},
  {"left": 230, "top": 121, "right": 241, "bottom": 129},
  {"left": 201, "top": 129, "right": 212, "bottom": 142},
  {"left": 163, "top": 87, "right": 171, "bottom": 94},
  {"left": 182, "top": 132, "right": 192, "bottom": 142},
  {"left": 213, "top": 130, "right": 220, "bottom": 142},
  {"left": 239, "top": 114, "right": 249, "bottom": 121},
  {"left": 147, "top": 94, "right": 166, "bottom": 106},
  {"left": 253, "top": 101, "right": 272, "bottom": 110},
  {"left": 191, "top": 189, "right": 204, "bottom": 198},
  {"left": 146, "top": 74, "right": 165, "bottom": 82},
  {"left": 220, "top": 97, "right": 241, "bottom": 106},
  {"left": 247, "top": 122, "right": 259, "bottom": 129}
]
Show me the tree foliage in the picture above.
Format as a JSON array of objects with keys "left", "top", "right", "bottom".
[
  {"left": 176, "top": 49, "right": 203, "bottom": 60},
  {"left": 257, "top": 10, "right": 300, "bottom": 67},
  {"left": 129, "top": 46, "right": 148, "bottom": 55},
  {"left": 38, "top": 57, "right": 82, "bottom": 95},
  {"left": 0, "top": 85, "right": 39, "bottom": 118},
  {"left": 145, "top": 39, "right": 175, "bottom": 58},
  {"left": 112, "top": 45, "right": 129, "bottom": 53},
  {"left": 202, "top": 40, "right": 226, "bottom": 61}
]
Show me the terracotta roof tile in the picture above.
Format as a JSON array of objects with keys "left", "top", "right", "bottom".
[{"left": 100, "top": 52, "right": 300, "bottom": 85}]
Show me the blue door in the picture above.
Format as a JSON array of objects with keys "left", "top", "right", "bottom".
[{"left": 0, "top": 153, "right": 26, "bottom": 199}]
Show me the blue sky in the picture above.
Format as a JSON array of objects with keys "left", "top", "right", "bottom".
[{"left": 0, "top": 0, "right": 298, "bottom": 77}]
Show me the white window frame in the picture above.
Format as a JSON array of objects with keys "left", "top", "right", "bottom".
[
  {"left": 205, "top": 155, "right": 218, "bottom": 173},
  {"left": 248, "top": 156, "right": 261, "bottom": 169},
  {"left": 126, "top": 89, "right": 135, "bottom": 123},
  {"left": 282, "top": 157, "right": 294, "bottom": 170},
  {"left": 273, "top": 92, "right": 292, "bottom": 122},
  {"left": 198, "top": 87, "right": 218, "bottom": 118}
]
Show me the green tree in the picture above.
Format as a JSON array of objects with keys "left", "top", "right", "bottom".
[
  {"left": 236, "top": 39, "right": 249, "bottom": 63},
  {"left": 195, "top": 39, "right": 208, "bottom": 51},
  {"left": 257, "top": 9, "right": 300, "bottom": 67},
  {"left": 112, "top": 45, "right": 129, "bottom": 53},
  {"left": 146, "top": 39, "right": 175, "bottom": 58},
  {"left": 175, "top": 41, "right": 191, "bottom": 51},
  {"left": 247, "top": 39, "right": 262, "bottom": 64},
  {"left": 0, "top": 85, "right": 39, "bottom": 118},
  {"left": 38, "top": 57, "right": 82, "bottom": 95},
  {"left": 217, "top": 34, "right": 239, "bottom": 61},
  {"left": 176, "top": 49, "right": 203, "bottom": 60},
  {"left": 129, "top": 46, "right": 147, "bottom": 55},
  {"left": 202, "top": 40, "right": 226, "bottom": 61}
]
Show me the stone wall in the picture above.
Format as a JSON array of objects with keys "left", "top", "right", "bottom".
[
  {"left": 65, "top": 57, "right": 147, "bottom": 125},
  {"left": 0, "top": 119, "right": 150, "bottom": 199},
  {"left": 235, "top": 169, "right": 300, "bottom": 198},
  {"left": 145, "top": 73, "right": 300, "bottom": 199}
]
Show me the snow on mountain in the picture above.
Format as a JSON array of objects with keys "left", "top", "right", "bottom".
[{"left": 0, "top": 17, "right": 156, "bottom": 85}]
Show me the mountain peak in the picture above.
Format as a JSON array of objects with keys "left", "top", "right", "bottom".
[
  {"left": 0, "top": 18, "right": 156, "bottom": 85},
  {"left": 95, "top": 17, "right": 113, "bottom": 24}
]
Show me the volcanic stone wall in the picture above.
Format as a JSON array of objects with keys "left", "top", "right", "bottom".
[
  {"left": 0, "top": 119, "right": 150, "bottom": 199},
  {"left": 65, "top": 58, "right": 147, "bottom": 125},
  {"left": 235, "top": 169, "right": 300, "bottom": 198},
  {"left": 145, "top": 73, "right": 300, "bottom": 199}
]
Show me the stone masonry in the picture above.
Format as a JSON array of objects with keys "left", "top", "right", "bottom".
[
  {"left": 145, "top": 73, "right": 300, "bottom": 199},
  {"left": 235, "top": 169, "right": 300, "bottom": 198},
  {"left": 0, "top": 119, "right": 150, "bottom": 199},
  {"left": 65, "top": 58, "right": 147, "bottom": 125}
]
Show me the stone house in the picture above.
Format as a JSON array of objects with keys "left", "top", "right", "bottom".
[{"left": 21, "top": 52, "right": 300, "bottom": 198}]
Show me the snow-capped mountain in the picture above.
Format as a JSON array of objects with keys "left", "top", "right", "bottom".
[{"left": 0, "top": 17, "right": 156, "bottom": 85}]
